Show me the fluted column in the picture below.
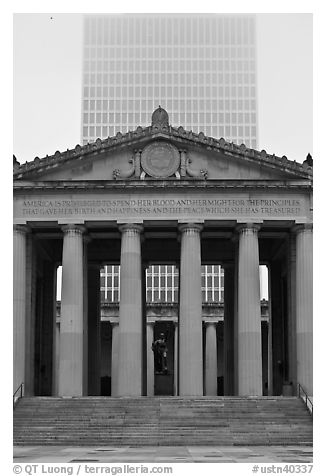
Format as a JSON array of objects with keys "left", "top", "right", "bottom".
[
  {"left": 54, "top": 322, "right": 60, "bottom": 396},
  {"left": 39, "top": 262, "right": 56, "bottom": 396},
  {"left": 294, "top": 224, "right": 313, "bottom": 395},
  {"left": 224, "top": 264, "right": 235, "bottom": 395},
  {"left": 287, "top": 233, "right": 297, "bottom": 389},
  {"left": 82, "top": 237, "right": 90, "bottom": 396},
  {"left": 117, "top": 223, "right": 143, "bottom": 396},
  {"left": 233, "top": 241, "right": 239, "bottom": 395},
  {"left": 179, "top": 223, "right": 203, "bottom": 396},
  {"left": 58, "top": 224, "right": 86, "bottom": 396},
  {"left": 111, "top": 322, "right": 119, "bottom": 396},
  {"left": 25, "top": 233, "right": 36, "bottom": 396},
  {"left": 88, "top": 264, "right": 101, "bottom": 395},
  {"left": 146, "top": 321, "right": 155, "bottom": 396},
  {"left": 174, "top": 322, "right": 178, "bottom": 395},
  {"left": 13, "top": 225, "right": 30, "bottom": 393},
  {"left": 237, "top": 223, "right": 262, "bottom": 396},
  {"left": 205, "top": 322, "right": 218, "bottom": 395}
]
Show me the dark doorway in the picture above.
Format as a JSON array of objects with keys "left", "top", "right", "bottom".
[{"left": 153, "top": 321, "right": 174, "bottom": 395}]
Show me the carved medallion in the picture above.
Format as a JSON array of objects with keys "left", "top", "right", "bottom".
[{"left": 141, "top": 142, "right": 180, "bottom": 178}]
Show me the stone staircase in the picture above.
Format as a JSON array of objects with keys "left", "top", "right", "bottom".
[{"left": 13, "top": 396, "right": 313, "bottom": 446}]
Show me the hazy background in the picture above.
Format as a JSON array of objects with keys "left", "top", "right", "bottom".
[
  {"left": 13, "top": 13, "right": 312, "bottom": 302},
  {"left": 13, "top": 13, "right": 312, "bottom": 163},
  {"left": 8, "top": 9, "right": 323, "bottom": 466}
]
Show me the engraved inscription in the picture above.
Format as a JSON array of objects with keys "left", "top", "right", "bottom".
[{"left": 20, "top": 197, "right": 303, "bottom": 219}]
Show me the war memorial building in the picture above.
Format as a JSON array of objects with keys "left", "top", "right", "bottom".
[{"left": 13, "top": 108, "right": 313, "bottom": 400}]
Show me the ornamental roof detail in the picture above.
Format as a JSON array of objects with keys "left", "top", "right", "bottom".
[
  {"left": 13, "top": 110, "right": 313, "bottom": 182},
  {"left": 151, "top": 106, "right": 169, "bottom": 128}
]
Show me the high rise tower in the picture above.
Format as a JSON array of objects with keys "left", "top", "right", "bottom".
[
  {"left": 81, "top": 14, "right": 258, "bottom": 148},
  {"left": 82, "top": 14, "right": 259, "bottom": 310}
]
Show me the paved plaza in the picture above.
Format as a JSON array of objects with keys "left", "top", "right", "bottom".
[{"left": 13, "top": 445, "right": 313, "bottom": 463}]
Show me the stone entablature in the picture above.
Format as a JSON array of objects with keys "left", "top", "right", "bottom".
[
  {"left": 13, "top": 108, "right": 312, "bottom": 226},
  {"left": 14, "top": 188, "right": 312, "bottom": 224}
]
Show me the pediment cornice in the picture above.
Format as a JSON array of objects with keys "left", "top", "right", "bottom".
[
  {"left": 13, "top": 122, "right": 313, "bottom": 181},
  {"left": 13, "top": 178, "right": 312, "bottom": 193}
]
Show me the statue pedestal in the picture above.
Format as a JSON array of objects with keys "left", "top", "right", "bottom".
[{"left": 154, "top": 373, "right": 173, "bottom": 396}]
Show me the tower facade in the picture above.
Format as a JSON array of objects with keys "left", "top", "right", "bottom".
[
  {"left": 82, "top": 14, "right": 258, "bottom": 311},
  {"left": 81, "top": 14, "right": 257, "bottom": 148}
]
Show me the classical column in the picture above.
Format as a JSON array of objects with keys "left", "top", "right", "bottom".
[
  {"left": 82, "top": 237, "right": 90, "bottom": 396},
  {"left": 146, "top": 321, "right": 155, "bottom": 396},
  {"left": 179, "top": 223, "right": 203, "bottom": 396},
  {"left": 117, "top": 223, "right": 143, "bottom": 396},
  {"left": 111, "top": 322, "right": 119, "bottom": 396},
  {"left": 40, "top": 262, "right": 56, "bottom": 396},
  {"left": 25, "top": 233, "right": 36, "bottom": 396},
  {"left": 237, "top": 223, "right": 262, "bottom": 396},
  {"left": 267, "top": 265, "right": 273, "bottom": 396},
  {"left": 174, "top": 321, "right": 178, "bottom": 396},
  {"left": 233, "top": 240, "right": 239, "bottom": 395},
  {"left": 294, "top": 224, "right": 313, "bottom": 395},
  {"left": 13, "top": 225, "right": 30, "bottom": 393},
  {"left": 58, "top": 224, "right": 86, "bottom": 396},
  {"left": 88, "top": 264, "right": 101, "bottom": 396},
  {"left": 270, "top": 261, "right": 284, "bottom": 395},
  {"left": 54, "top": 322, "right": 60, "bottom": 396},
  {"left": 205, "top": 322, "right": 218, "bottom": 395},
  {"left": 287, "top": 233, "right": 297, "bottom": 389},
  {"left": 224, "top": 265, "right": 235, "bottom": 395},
  {"left": 51, "top": 266, "right": 59, "bottom": 397}
]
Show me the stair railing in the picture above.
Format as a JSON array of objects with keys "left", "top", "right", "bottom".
[
  {"left": 298, "top": 383, "right": 313, "bottom": 417},
  {"left": 13, "top": 382, "right": 24, "bottom": 409}
]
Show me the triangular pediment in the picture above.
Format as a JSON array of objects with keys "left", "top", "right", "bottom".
[{"left": 13, "top": 122, "right": 312, "bottom": 184}]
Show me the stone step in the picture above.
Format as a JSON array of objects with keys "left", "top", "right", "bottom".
[{"left": 14, "top": 396, "right": 312, "bottom": 446}]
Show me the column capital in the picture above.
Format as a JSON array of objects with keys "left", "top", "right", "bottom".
[
  {"left": 236, "top": 223, "right": 261, "bottom": 234},
  {"left": 179, "top": 222, "right": 203, "bottom": 234},
  {"left": 119, "top": 223, "right": 144, "bottom": 234},
  {"left": 61, "top": 224, "right": 87, "bottom": 236},
  {"left": 204, "top": 320, "right": 218, "bottom": 327},
  {"left": 292, "top": 223, "right": 313, "bottom": 234},
  {"left": 13, "top": 224, "right": 31, "bottom": 235}
]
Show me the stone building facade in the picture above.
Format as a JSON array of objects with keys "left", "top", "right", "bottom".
[{"left": 13, "top": 109, "right": 313, "bottom": 398}]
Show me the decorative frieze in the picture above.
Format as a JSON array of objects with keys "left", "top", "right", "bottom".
[{"left": 112, "top": 143, "right": 208, "bottom": 180}]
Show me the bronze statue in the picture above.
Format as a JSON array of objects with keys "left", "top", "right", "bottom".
[{"left": 152, "top": 333, "right": 168, "bottom": 374}]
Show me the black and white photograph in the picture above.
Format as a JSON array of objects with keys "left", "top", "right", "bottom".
[{"left": 10, "top": 4, "right": 316, "bottom": 473}]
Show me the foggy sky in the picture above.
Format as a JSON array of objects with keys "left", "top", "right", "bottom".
[{"left": 13, "top": 13, "right": 312, "bottom": 163}]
